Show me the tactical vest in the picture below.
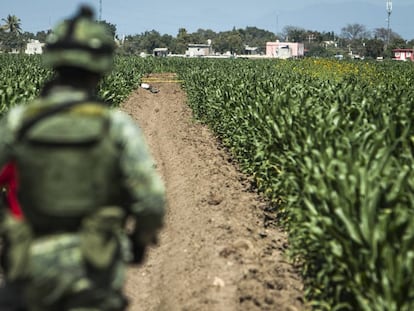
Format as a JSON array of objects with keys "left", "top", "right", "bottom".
[{"left": 14, "top": 100, "right": 123, "bottom": 234}]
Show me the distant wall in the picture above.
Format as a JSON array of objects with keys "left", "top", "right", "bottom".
[{"left": 266, "top": 41, "right": 304, "bottom": 58}]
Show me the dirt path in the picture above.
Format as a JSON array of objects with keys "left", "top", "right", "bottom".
[{"left": 121, "top": 73, "right": 305, "bottom": 311}]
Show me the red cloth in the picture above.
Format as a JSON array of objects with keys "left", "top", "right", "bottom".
[{"left": 0, "top": 162, "right": 23, "bottom": 219}]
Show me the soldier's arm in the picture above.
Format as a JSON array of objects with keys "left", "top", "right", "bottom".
[
  {"left": 0, "top": 115, "right": 14, "bottom": 169},
  {"left": 0, "top": 109, "right": 20, "bottom": 226},
  {"left": 110, "top": 111, "right": 166, "bottom": 245},
  {"left": 0, "top": 106, "right": 25, "bottom": 167}
]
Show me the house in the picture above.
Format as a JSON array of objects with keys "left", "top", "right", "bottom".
[
  {"left": 244, "top": 45, "right": 259, "bottom": 55},
  {"left": 25, "top": 39, "right": 44, "bottom": 55},
  {"left": 392, "top": 48, "right": 414, "bottom": 61},
  {"left": 153, "top": 47, "right": 168, "bottom": 57},
  {"left": 266, "top": 41, "right": 304, "bottom": 59},
  {"left": 186, "top": 40, "right": 213, "bottom": 57},
  {"left": 323, "top": 40, "right": 337, "bottom": 48}
]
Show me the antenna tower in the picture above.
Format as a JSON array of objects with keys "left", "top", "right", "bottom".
[
  {"left": 386, "top": 0, "right": 392, "bottom": 45},
  {"left": 99, "top": 0, "right": 102, "bottom": 21}
]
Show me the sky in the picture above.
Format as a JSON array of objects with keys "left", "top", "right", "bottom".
[{"left": 2, "top": 0, "right": 414, "bottom": 40}]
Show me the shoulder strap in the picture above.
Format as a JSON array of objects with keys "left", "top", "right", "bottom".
[{"left": 17, "top": 99, "right": 107, "bottom": 141}]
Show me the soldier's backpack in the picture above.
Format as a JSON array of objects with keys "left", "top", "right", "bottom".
[{"left": 14, "top": 99, "right": 123, "bottom": 233}]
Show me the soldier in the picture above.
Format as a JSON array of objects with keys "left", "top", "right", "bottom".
[{"left": 0, "top": 5, "right": 165, "bottom": 311}]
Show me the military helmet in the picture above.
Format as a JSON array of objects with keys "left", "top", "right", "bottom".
[{"left": 43, "top": 6, "right": 115, "bottom": 74}]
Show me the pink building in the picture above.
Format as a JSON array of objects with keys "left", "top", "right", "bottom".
[
  {"left": 266, "top": 41, "right": 304, "bottom": 59},
  {"left": 393, "top": 49, "right": 414, "bottom": 61}
]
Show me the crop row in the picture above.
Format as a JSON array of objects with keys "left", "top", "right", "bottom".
[
  {"left": 176, "top": 58, "right": 414, "bottom": 310},
  {"left": 2, "top": 54, "right": 414, "bottom": 310},
  {"left": 0, "top": 54, "right": 163, "bottom": 115}
]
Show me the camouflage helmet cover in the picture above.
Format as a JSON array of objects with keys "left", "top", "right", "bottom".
[{"left": 43, "top": 6, "right": 115, "bottom": 74}]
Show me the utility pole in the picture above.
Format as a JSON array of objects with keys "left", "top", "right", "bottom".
[
  {"left": 276, "top": 14, "right": 279, "bottom": 39},
  {"left": 386, "top": 0, "right": 392, "bottom": 45}
]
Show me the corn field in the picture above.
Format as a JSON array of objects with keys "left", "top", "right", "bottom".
[{"left": 1, "top": 54, "right": 414, "bottom": 310}]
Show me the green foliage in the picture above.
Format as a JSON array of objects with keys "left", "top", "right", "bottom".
[
  {"left": 0, "top": 55, "right": 159, "bottom": 114},
  {"left": 3, "top": 54, "right": 414, "bottom": 310},
  {"left": 1, "top": 14, "right": 22, "bottom": 34},
  {"left": 177, "top": 57, "right": 414, "bottom": 310},
  {"left": 119, "top": 26, "right": 276, "bottom": 55},
  {"left": 98, "top": 20, "right": 117, "bottom": 38},
  {"left": 99, "top": 56, "right": 149, "bottom": 105},
  {"left": 0, "top": 31, "right": 26, "bottom": 52},
  {"left": 0, "top": 54, "right": 51, "bottom": 114}
]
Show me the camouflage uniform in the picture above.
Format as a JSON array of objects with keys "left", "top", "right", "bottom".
[{"left": 0, "top": 6, "right": 165, "bottom": 311}]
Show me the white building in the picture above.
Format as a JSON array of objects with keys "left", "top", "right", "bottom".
[
  {"left": 186, "top": 40, "right": 213, "bottom": 57},
  {"left": 153, "top": 47, "right": 168, "bottom": 57},
  {"left": 244, "top": 45, "right": 259, "bottom": 55},
  {"left": 25, "top": 39, "right": 44, "bottom": 55}
]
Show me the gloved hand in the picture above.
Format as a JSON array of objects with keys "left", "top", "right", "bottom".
[
  {"left": 130, "top": 239, "right": 146, "bottom": 264},
  {"left": 129, "top": 235, "right": 147, "bottom": 264},
  {"left": 128, "top": 231, "right": 158, "bottom": 264}
]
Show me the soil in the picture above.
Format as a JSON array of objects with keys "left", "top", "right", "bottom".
[{"left": 121, "top": 73, "right": 305, "bottom": 311}]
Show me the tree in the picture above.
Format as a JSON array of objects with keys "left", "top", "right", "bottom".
[
  {"left": 281, "top": 26, "right": 307, "bottom": 42},
  {"left": 174, "top": 28, "right": 190, "bottom": 54},
  {"left": 189, "top": 28, "right": 216, "bottom": 45},
  {"left": 35, "top": 30, "right": 51, "bottom": 42},
  {"left": 373, "top": 27, "right": 402, "bottom": 45},
  {"left": 118, "top": 30, "right": 172, "bottom": 55},
  {"left": 306, "top": 45, "right": 334, "bottom": 58},
  {"left": 98, "top": 20, "right": 116, "bottom": 38},
  {"left": 240, "top": 27, "right": 276, "bottom": 53},
  {"left": 320, "top": 31, "right": 336, "bottom": 42},
  {"left": 373, "top": 27, "right": 389, "bottom": 42},
  {"left": 139, "top": 30, "right": 162, "bottom": 52},
  {"left": 118, "top": 35, "right": 140, "bottom": 55},
  {"left": 364, "top": 39, "right": 384, "bottom": 59},
  {"left": 340, "top": 24, "right": 371, "bottom": 40},
  {"left": 213, "top": 29, "right": 243, "bottom": 54},
  {"left": 1, "top": 14, "right": 22, "bottom": 34},
  {"left": 160, "top": 34, "right": 174, "bottom": 49},
  {"left": 226, "top": 31, "right": 243, "bottom": 54},
  {"left": 0, "top": 31, "right": 25, "bottom": 52}
]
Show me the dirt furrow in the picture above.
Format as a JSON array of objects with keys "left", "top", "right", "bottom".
[{"left": 121, "top": 73, "right": 305, "bottom": 311}]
